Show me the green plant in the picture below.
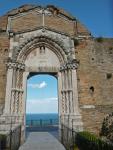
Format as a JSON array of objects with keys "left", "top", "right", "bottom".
[
  {"left": 76, "top": 131, "right": 113, "bottom": 150},
  {"left": 0, "top": 134, "right": 7, "bottom": 149},
  {"left": 100, "top": 113, "right": 113, "bottom": 143},
  {"left": 74, "top": 144, "right": 79, "bottom": 150}
]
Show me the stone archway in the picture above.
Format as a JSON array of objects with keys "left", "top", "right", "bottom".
[{"left": 3, "top": 30, "right": 83, "bottom": 142}]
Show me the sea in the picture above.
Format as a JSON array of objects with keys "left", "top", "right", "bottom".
[
  {"left": 26, "top": 113, "right": 59, "bottom": 138},
  {"left": 26, "top": 113, "right": 58, "bottom": 126}
]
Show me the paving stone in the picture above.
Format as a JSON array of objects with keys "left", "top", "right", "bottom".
[{"left": 19, "top": 132, "right": 66, "bottom": 150}]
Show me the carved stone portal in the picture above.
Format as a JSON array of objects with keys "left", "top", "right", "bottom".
[{"left": 3, "top": 28, "right": 83, "bottom": 142}]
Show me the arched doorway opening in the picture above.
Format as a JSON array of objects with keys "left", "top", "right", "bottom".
[
  {"left": 4, "top": 34, "right": 83, "bottom": 143},
  {"left": 26, "top": 74, "right": 59, "bottom": 137}
]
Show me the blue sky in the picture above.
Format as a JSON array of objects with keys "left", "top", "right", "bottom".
[
  {"left": 27, "top": 75, "right": 58, "bottom": 114},
  {"left": 0, "top": 0, "right": 113, "bottom": 113},
  {"left": 0, "top": 0, "right": 113, "bottom": 37}
]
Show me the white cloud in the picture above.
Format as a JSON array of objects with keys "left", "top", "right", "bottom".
[
  {"left": 26, "top": 97, "right": 58, "bottom": 114},
  {"left": 44, "top": 97, "right": 58, "bottom": 101},
  {"left": 28, "top": 81, "right": 47, "bottom": 89}
]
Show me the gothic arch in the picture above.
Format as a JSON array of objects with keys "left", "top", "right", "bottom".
[
  {"left": 14, "top": 35, "right": 68, "bottom": 64},
  {"left": 4, "top": 31, "right": 83, "bottom": 142}
]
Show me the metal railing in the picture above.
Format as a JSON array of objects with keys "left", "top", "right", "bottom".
[
  {"left": 0, "top": 125, "right": 21, "bottom": 150},
  {"left": 60, "top": 124, "right": 77, "bottom": 150},
  {"left": 26, "top": 119, "right": 59, "bottom": 127},
  {"left": 60, "top": 124, "right": 113, "bottom": 150},
  {"left": 0, "top": 116, "right": 22, "bottom": 150}
]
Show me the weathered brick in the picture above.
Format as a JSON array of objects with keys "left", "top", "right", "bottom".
[{"left": 0, "top": 5, "right": 113, "bottom": 135}]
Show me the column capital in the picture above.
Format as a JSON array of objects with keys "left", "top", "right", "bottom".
[
  {"left": 60, "top": 59, "right": 78, "bottom": 71},
  {"left": 6, "top": 60, "right": 25, "bottom": 70}
]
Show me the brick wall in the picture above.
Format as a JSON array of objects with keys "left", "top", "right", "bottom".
[
  {"left": 11, "top": 13, "right": 42, "bottom": 32},
  {"left": 0, "top": 5, "right": 113, "bottom": 134},
  {"left": 45, "top": 15, "right": 75, "bottom": 36},
  {"left": 76, "top": 39, "right": 113, "bottom": 134},
  {"left": 0, "top": 33, "right": 9, "bottom": 112}
]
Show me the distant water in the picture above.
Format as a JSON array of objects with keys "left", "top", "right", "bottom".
[{"left": 26, "top": 113, "right": 58, "bottom": 126}]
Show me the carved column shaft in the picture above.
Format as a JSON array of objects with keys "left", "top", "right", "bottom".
[
  {"left": 72, "top": 69, "right": 79, "bottom": 114},
  {"left": 60, "top": 60, "right": 79, "bottom": 115},
  {"left": 4, "top": 61, "right": 25, "bottom": 115},
  {"left": 4, "top": 67, "right": 13, "bottom": 114},
  {"left": 61, "top": 71, "right": 65, "bottom": 114},
  {"left": 58, "top": 72, "right": 62, "bottom": 114}
]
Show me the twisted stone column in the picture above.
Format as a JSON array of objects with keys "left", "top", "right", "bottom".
[{"left": 60, "top": 60, "right": 83, "bottom": 131}]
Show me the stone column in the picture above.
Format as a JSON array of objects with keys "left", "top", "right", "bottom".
[
  {"left": 4, "top": 61, "right": 25, "bottom": 127},
  {"left": 58, "top": 72, "right": 62, "bottom": 115},
  {"left": 4, "top": 63, "right": 14, "bottom": 114},
  {"left": 14, "top": 69, "right": 20, "bottom": 114},
  {"left": 58, "top": 72, "right": 62, "bottom": 140},
  {"left": 68, "top": 69, "right": 73, "bottom": 113},
  {"left": 21, "top": 71, "right": 29, "bottom": 142},
  {"left": 69, "top": 65, "right": 83, "bottom": 131},
  {"left": 11, "top": 67, "right": 16, "bottom": 114},
  {"left": 60, "top": 60, "right": 83, "bottom": 131},
  {"left": 66, "top": 70, "right": 69, "bottom": 114},
  {"left": 71, "top": 69, "right": 79, "bottom": 114},
  {"left": 22, "top": 72, "right": 29, "bottom": 115}
]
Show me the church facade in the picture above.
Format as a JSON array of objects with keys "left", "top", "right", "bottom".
[{"left": 0, "top": 4, "right": 113, "bottom": 142}]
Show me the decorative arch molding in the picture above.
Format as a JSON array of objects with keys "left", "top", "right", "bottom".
[
  {"left": 17, "top": 40, "right": 66, "bottom": 65},
  {"left": 13, "top": 35, "right": 70, "bottom": 64},
  {"left": 3, "top": 30, "right": 83, "bottom": 143}
]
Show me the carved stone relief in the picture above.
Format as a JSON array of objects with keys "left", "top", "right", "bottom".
[{"left": 3, "top": 27, "right": 83, "bottom": 142}]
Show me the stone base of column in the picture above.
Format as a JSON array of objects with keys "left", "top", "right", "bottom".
[
  {"left": 60, "top": 114, "right": 69, "bottom": 126},
  {"left": 60, "top": 114, "right": 83, "bottom": 148},
  {"left": 0, "top": 123, "right": 22, "bottom": 149},
  {"left": 60, "top": 113, "right": 83, "bottom": 131},
  {"left": 0, "top": 114, "right": 25, "bottom": 144},
  {"left": 69, "top": 114, "right": 83, "bottom": 132}
]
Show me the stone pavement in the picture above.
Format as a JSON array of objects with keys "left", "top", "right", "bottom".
[{"left": 19, "top": 132, "right": 66, "bottom": 150}]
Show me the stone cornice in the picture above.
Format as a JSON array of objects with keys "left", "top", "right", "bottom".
[
  {"left": 8, "top": 27, "right": 92, "bottom": 40},
  {"left": 8, "top": 26, "right": 72, "bottom": 38}
]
